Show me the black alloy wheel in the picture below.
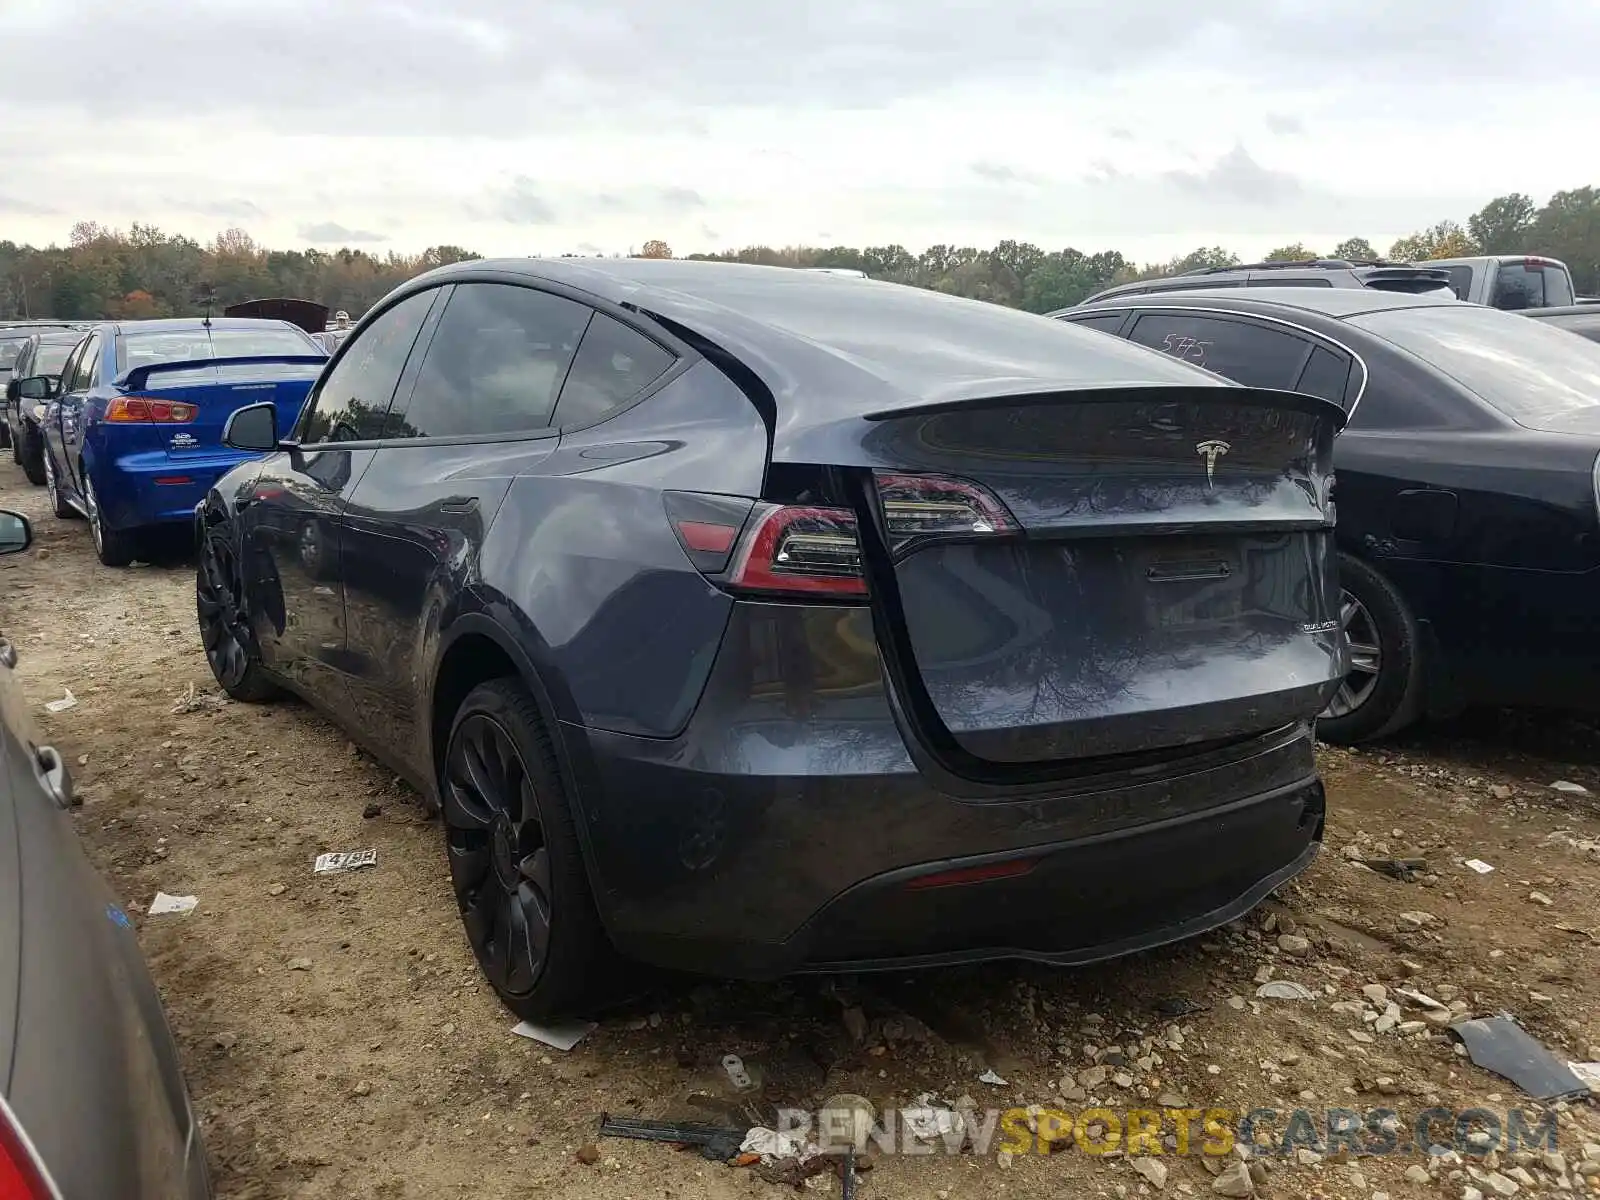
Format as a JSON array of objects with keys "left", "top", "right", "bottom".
[
  {"left": 196, "top": 527, "right": 278, "bottom": 701},
  {"left": 444, "top": 710, "right": 556, "bottom": 1002}
]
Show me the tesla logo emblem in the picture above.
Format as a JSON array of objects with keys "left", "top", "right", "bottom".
[{"left": 1196, "top": 439, "right": 1231, "bottom": 489}]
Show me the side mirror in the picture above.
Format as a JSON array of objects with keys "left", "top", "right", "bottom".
[
  {"left": 16, "top": 376, "right": 55, "bottom": 401},
  {"left": 223, "top": 401, "right": 278, "bottom": 452},
  {"left": 0, "top": 511, "right": 32, "bottom": 555}
]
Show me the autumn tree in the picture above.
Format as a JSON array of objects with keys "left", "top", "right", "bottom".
[
  {"left": 1388, "top": 220, "right": 1477, "bottom": 263},
  {"left": 638, "top": 240, "right": 672, "bottom": 259}
]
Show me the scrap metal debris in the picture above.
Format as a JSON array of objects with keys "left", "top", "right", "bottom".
[
  {"left": 43, "top": 688, "right": 76, "bottom": 713},
  {"left": 721, "top": 1053, "right": 757, "bottom": 1094},
  {"left": 1255, "top": 980, "right": 1317, "bottom": 1001},
  {"left": 1449, "top": 1015, "right": 1590, "bottom": 1102},
  {"left": 171, "top": 682, "right": 227, "bottom": 714},
  {"left": 1356, "top": 856, "right": 1427, "bottom": 881},
  {"left": 598, "top": 1113, "right": 748, "bottom": 1162}
]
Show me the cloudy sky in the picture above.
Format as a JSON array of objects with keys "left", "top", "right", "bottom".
[{"left": 2, "top": 0, "right": 1596, "bottom": 264}]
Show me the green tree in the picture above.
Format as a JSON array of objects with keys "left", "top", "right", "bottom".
[
  {"left": 1389, "top": 220, "right": 1477, "bottom": 263},
  {"left": 1332, "top": 237, "right": 1378, "bottom": 261},
  {"left": 1531, "top": 187, "right": 1600, "bottom": 293},
  {"left": 1263, "top": 243, "right": 1319, "bottom": 262},
  {"left": 1468, "top": 194, "right": 1537, "bottom": 255}
]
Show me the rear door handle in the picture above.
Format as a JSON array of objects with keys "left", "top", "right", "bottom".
[
  {"left": 439, "top": 496, "right": 478, "bottom": 514},
  {"left": 34, "top": 745, "right": 76, "bottom": 809}
]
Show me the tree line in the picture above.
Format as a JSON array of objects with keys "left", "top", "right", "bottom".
[{"left": 2, "top": 186, "right": 1595, "bottom": 322}]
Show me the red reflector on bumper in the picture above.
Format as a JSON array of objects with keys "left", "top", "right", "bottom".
[
  {"left": 903, "top": 858, "right": 1039, "bottom": 891},
  {"left": 153, "top": 476, "right": 192, "bottom": 486}
]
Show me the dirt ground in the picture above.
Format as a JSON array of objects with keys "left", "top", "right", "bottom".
[{"left": 3, "top": 456, "right": 1599, "bottom": 1200}]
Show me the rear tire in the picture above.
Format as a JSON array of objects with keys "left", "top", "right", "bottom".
[
  {"left": 196, "top": 523, "right": 280, "bottom": 702},
  {"left": 1316, "top": 554, "right": 1422, "bottom": 745},
  {"left": 441, "top": 679, "right": 618, "bottom": 1021},
  {"left": 84, "top": 472, "right": 135, "bottom": 567}
]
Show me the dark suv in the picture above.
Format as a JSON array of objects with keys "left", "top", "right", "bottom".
[
  {"left": 195, "top": 258, "right": 1345, "bottom": 1018},
  {"left": 1085, "top": 259, "right": 1456, "bottom": 305}
]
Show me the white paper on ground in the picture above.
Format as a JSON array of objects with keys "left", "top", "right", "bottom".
[
  {"left": 44, "top": 689, "right": 77, "bottom": 713},
  {"left": 511, "top": 1019, "right": 595, "bottom": 1051},
  {"left": 149, "top": 892, "right": 198, "bottom": 915},
  {"left": 1464, "top": 859, "right": 1496, "bottom": 874},
  {"left": 978, "top": 1068, "right": 1008, "bottom": 1086},
  {"left": 1568, "top": 1062, "right": 1600, "bottom": 1092},
  {"left": 313, "top": 849, "right": 377, "bottom": 874}
]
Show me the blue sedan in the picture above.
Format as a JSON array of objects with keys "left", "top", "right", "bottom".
[{"left": 27, "top": 318, "right": 326, "bottom": 565}]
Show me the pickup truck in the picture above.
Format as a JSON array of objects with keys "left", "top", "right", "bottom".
[{"left": 1422, "top": 254, "right": 1576, "bottom": 310}]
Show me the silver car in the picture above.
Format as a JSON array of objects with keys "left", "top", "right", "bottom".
[{"left": 0, "top": 509, "right": 212, "bottom": 1198}]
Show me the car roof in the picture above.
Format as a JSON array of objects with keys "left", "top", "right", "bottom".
[
  {"left": 105, "top": 317, "right": 304, "bottom": 335},
  {"left": 401, "top": 257, "right": 1232, "bottom": 423},
  {"left": 1075, "top": 286, "right": 1466, "bottom": 321}
]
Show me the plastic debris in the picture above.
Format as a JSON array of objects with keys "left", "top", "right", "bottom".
[
  {"left": 740, "top": 1126, "right": 812, "bottom": 1159},
  {"left": 43, "top": 689, "right": 76, "bottom": 713},
  {"left": 148, "top": 891, "right": 198, "bottom": 916},
  {"left": 903, "top": 1096, "right": 966, "bottom": 1144},
  {"left": 313, "top": 848, "right": 377, "bottom": 874},
  {"left": 511, "top": 1019, "right": 595, "bottom": 1051},
  {"left": 1255, "top": 980, "right": 1317, "bottom": 1001},
  {"left": 1396, "top": 987, "right": 1448, "bottom": 1010},
  {"left": 978, "top": 1068, "right": 1008, "bottom": 1086},
  {"left": 1464, "top": 859, "right": 1496, "bottom": 874},
  {"left": 1549, "top": 780, "right": 1590, "bottom": 795},
  {"left": 722, "top": 1053, "right": 756, "bottom": 1093},
  {"left": 1154, "top": 995, "right": 1208, "bottom": 1018},
  {"left": 1449, "top": 1016, "right": 1590, "bottom": 1101}
]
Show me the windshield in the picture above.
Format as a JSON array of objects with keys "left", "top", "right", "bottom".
[
  {"left": 117, "top": 326, "right": 319, "bottom": 371},
  {"left": 0, "top": 336, "right": 28, "bottom": 371},
  {"left": 1350, "top": 304, "right": 1600, "bottom": 424}
]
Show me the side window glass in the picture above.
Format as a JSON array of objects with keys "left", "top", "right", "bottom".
[
  {"left": 1128, "top": 313, "right": 1312, "bottom": 389},
  {"left": 390, "top": 283, "right": 591, "bottom": 439},
  {"left": 54, "top": 343, "right": 84, "bottom": 392},
  {"left": 300, "top": 289, "right": 435, "bottom": 444},
  {"left": 1067, "top": 312, "right": 1129, "bottom": 336},
  {"left": 1295, "top": 345, "right": 1354, "bottom": 406},
  {"left": 71, "top": 335, "right": 101, "bottom": 391},
  {"left": 1442, "top": 266, "right": 1472, "bottom": 300},
  {"left": 552, "top": 312, "right": 675, "bottom": 428}
]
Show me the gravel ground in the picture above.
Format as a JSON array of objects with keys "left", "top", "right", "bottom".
[{"left": 3, "top": 457, "right": 1599, "bottom": 1200}]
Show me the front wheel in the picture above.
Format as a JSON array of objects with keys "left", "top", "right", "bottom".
[
  {"left": 1316, "top": 554, "right": 1423, "bottom": 745},
  {"left": 196, "top": 522, "right": 280, "bottom": 702},
  {"left": 441, "top": 679, "right": 617, "bottom": 1020}
]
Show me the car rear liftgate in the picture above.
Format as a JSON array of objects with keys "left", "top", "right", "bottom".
[{"left": 844, "top": 386, "right": 1347, "bottom": 780}]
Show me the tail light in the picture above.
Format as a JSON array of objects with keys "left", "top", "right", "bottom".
[
  {"left": 873, "top": 472, "right": 1018, "bottom": 553},
  {"left": 0, "top": 1094, "right": 58, "bottom": 1199},
  {"left": 665, "top": 474, "right": 1018, "bottom": 600},
  {"left": 107, "top": 396, "right": 198, "bottom": 423}
]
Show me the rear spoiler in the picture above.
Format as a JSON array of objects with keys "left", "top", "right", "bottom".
[{"left": 117, "top": 355, "right": 328, "bottom": 393}]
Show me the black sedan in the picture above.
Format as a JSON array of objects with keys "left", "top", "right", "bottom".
[
  {"left": 0, "top": 510, "right": 212, "bottom": 1197},
  {"left": 1055, "top": 288, "right": 1600, "bottom": 743},
  {"left": 196, "top": 258, "right": 1344, "bottom": 1017}
]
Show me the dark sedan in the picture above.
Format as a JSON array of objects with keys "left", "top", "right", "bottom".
[
  {"left": 1055, "top": 288, "right": 1600, "bottom": 743},
  {"left": 5, "top": 328, "right": 86, "bottom": 484},
  {"left": 0, "top": 510, "right": 212, "bottom": 1198},
  {"left": 196, "top": 259, "right": 1344, "bottom": 1017}
]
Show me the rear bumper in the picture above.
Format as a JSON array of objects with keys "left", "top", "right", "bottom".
[{"left": 96, "top": 450, "right": 255, "bottom": 531}]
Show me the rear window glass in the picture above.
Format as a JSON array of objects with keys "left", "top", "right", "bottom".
[
  {"left": 117, "top": 326, "right": 317, "bottom": 371},
  {"left": 1351, "top": 304, "right": 1600, "bottom": 423},
  {"left": 1491, "top": 262, "right": 1575, "bottom": 310}
]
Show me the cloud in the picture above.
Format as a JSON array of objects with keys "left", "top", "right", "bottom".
[
  {"left": 298, "top": 221, "right": 389, "bottom": 243},
  {"left": 591, "top": 187, "right": 705, "bottom": 215},
  {"left": 0, "top": 193, "right": 55, "bottom": 216},
  {"left": 1265, "top": 112, "right": 1304, "bottom": 136},
  {"left": 1163, "top": 144, "right": 1302, "bottom": 205},
  {"left": 970, "top": 162, "right": 1041, "bottom": 186},
  {"left": 1108, "top": 127, "right": 1134, "bottom": 142},
  {"left": 170, "top": 197, "right": 265, "bottom": 219},
  {"left": 492, "top": 177, "right": 559, "bottom": 225}
]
